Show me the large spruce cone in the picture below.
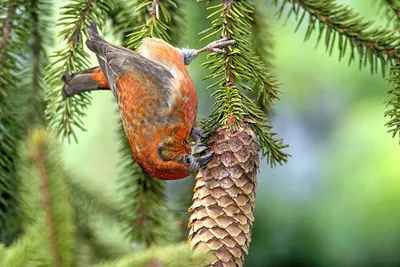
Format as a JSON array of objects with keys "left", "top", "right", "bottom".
[{"left": 188, "top": 125, "right": 259, "bottom": 267}]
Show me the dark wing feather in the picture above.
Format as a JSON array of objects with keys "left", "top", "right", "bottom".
[{"left": 85, "top": 22, "right": 173, "bottom": 104}]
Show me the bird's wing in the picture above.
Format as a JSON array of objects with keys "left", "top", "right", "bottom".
[{"left": 85, "top": 22, "right": 173, "bottom": 105}]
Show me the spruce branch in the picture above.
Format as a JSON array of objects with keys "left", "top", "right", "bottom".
[
  {"left": 44, "top": 0, "right": 114, "bottom": 143},
  {"left": 21, "top": 0, "right": 52, "bottom": 127},
  {"left": 21, "top": 128, "right": 75, "bottom": 267},
  {"left": 3, "top": 129, "right": 56, "bottom": 267},
  {"left": 0, "top": 222, "right": 52, "bottom": 267},
  {"left": 75, "top": 220, "right": 127, "bottom": 263},
  {"left": 113, "top": 0, "right": 186, "bottom": 48},
  {"left": 68, "top": 178, "right": 122, "bottom": 221},
  {"left": 32, "top": 140, "right": 60, "bottom": 266},
  {"left": 385, "top": 64, "right": 400, "bottom": 142},
  {"left": 0, "top": 0, "right": 20, "bottom": 158},
  {"left": 0, "top": 1, "right": 19, "bottom": 244},
  {"left": 0, "top": 0, "right": 29, "bottom": 245},
  {"left": 126, "top": 0, "right": 186, "bottom": 49},
  {"left": 380, "top": 0, "right": 400, "bottom": 29},
  {"left": 272, "top": 0, "right": 400, "bottom": 75},
  {"left": 67, "top": 175, "right": 126, "bottom": 263},
  {"left": 0, "top": 0, "right": 53, "bottom": 246},
  {"left": 0, "top": 3, "right": 15, "bottom": 73},
  {"left": 251, "top": 0, "right": 274, "bottom": 68},
  {"left": 199, "top": 0, "right": 289, "bottom": 166},
  {"left": 93, "top": 243, "right": 211, "bottom": 267},
  {"left": 110, "top": 0, "right": 148, "bottom": 46},
  {"left": 249, "top": 2, "right": 276, "bottom": 115}
]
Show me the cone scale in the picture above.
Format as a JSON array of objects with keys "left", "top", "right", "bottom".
[{"left": 188, "top": 125, "right": 259, "bottom": 267}]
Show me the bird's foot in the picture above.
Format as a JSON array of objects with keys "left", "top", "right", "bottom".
[
  {"left": 184, "top": 153, "right": 213, "bottom": 173},
  {"left": 195, "top": 38, "right": 237, "bottom": 55},
  {"left": 190, "top": 127, "right": 209, "bottom": 143},
  {"left": 183, "top": 38, "right": 236, "bottom": 65},
  {"left": 204, "top": 37, "right": 237, "bottom": 54},
  {"left": 184, "top": 127, "right": 213, "bottom": 172},
  {"left": 190, "top": 127, "right": 210, "bottom": 155}
]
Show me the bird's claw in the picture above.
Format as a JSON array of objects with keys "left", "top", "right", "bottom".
[
  {"left": 194, "top": 38, "right": 237, "bottom": 56},
  {"left": 185, "top": 127, "right": 213, "bottom": 172},
  {"left": 190, "top": 127, "right": 210, "bottom": 143},
  {"left": 190, "top": 127, "right": 210, "bottom": 155},
  {"left": 186, "top": 153, "right": 213, "bottom": 173},
  {"left": 204, "top": 37, "right": 237, "bottom": 54}
]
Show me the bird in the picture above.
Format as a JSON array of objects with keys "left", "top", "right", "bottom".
[{"left": 62, "top": 22, "right": 236, "bottom": 180}]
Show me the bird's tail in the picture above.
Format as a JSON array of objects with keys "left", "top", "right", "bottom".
[
  {"left": 61, "top": 66, "right": 109, "bottom": 98},
  {"left": 84, "top": 22, "right": 114, "bottom": 95},
  {"left": 85, "top": 22, "right": 107, "bottom": 57}
]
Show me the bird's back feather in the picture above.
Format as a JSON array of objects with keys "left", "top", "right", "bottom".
[{"left": 85, "top": 22, "right": 174, "bottom": 106}]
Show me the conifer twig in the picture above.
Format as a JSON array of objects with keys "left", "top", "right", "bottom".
[
  {"left": 67, "top": 178, "right": 122, "bottom": 221},
  {"left": 273, "top": 0, "right": 400, "bottom": 75},
  {"left": 0, "top": 1, "right": 18, "bottom": 150},
  {"left": 28, "top": 4, "right": 43, "bottom": 124},
  {"left": 118, "top": 133, "right": 168, "bottom": 246},
  {"left": 0, "top": 4, "right": 15, "bottom": 72},
  {"left": 33, "top": 138, "right": 61, "bottom": 267},
  {"left": 23, "top": 0, "right": 52, "bottom": 126},
  {"left": 385, "top": 64, "right": 400, "bottom": 142},
  {"left": 26, "top": 129, "right": 75, "bottom": 267},
  {"left": 45, "top": 0, "right": 114, "bottom": 143},
  {"left": 93, "top": 243, "right": 211, "bottom": 267},
  {"left": 0, "top": 222, "right": 50, "bottom": 267},
  {"left": 199, "top": 0, "right": 289, "bottom": 166},
  {"left": 251, "top": 0, "right": 274, "bottom": 68},
  {"left": 250, "top": 2, "right": 276, "bottom": 114},
  {"left": 0, "top": 0, "right": 26, "bottom": 245},
  {"left": 380, "top": 0, "right": 400, "bottom": 28}
]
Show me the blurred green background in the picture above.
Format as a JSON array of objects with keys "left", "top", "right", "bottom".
[{"left": 56, "top": 1, "right": 400, "bottom": 266}]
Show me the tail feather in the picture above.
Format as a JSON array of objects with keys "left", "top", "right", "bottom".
[
  {"left": 61, "top": 66, "right": 109, "bottom": 98},
  {"left": 86, "top": 22, "right": 103, "bottom": 51},
  {"left": 88, "top": 21, "right": 99, "bottom": 35},
  {"left": 84, "top": 21, "right": 134, "bottom": 99},
  {"left": 85, "top": 22, "right": 111, "bottom": 94}
]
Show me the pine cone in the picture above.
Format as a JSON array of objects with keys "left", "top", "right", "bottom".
[{"left": 188, "top": 125, "right": 259, "bottom": 267}]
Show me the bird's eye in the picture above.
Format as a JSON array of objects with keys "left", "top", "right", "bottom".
[{"left": 182, "top": 155, "right": 191, "bottom": 166}]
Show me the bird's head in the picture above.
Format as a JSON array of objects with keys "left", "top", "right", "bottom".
[{"left": 149, "top": 136, "right": 212, "bottom": 179}]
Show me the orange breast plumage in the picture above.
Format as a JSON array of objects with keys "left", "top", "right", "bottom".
[{"left": 115, "top": 38, "right": 198, "bottom": 179}]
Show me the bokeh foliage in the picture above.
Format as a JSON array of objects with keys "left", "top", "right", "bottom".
[{"left": 1, "top": 0, "right": 400, "bottom": 266}]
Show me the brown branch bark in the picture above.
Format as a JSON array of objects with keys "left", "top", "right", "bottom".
[{"left": 32, "top": 142, "right": 61, "bottom": 267}]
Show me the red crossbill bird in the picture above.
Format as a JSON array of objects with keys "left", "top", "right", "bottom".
[{"left": 62, "top": 22, "right": 235, "bottom": 180}]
